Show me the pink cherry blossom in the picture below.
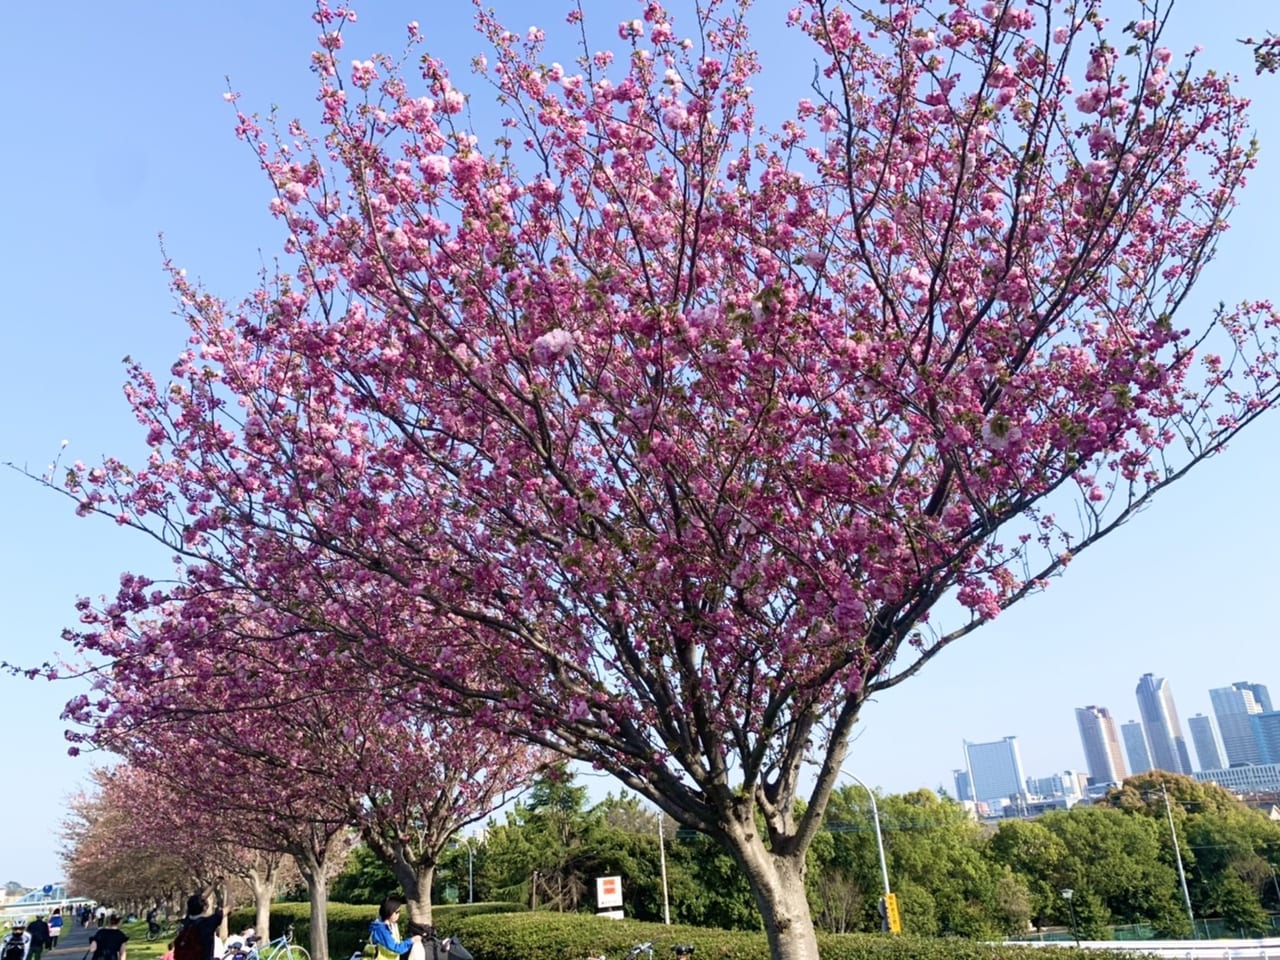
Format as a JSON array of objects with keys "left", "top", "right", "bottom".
[{"left": 38, "top": 4, "right": 1280, "bottom": 960}]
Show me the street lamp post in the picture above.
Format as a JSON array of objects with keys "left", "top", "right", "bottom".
[
  {"left": 657, "top": 815, "right": 671, "bottom": 924},
  {"left": 1060, "top": 889, "right": 1079, "bottom": 946},
  {"left": 844, "top": 772, "right": 892, "bottom": 928},
  {"left": 463, "top": 837, "right": 474, "bottom": 904}
]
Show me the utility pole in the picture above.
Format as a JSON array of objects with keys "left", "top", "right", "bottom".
[
  {"left": 1161, "top": 781, "right": 1196, "bottom": 938},
  {"left": 657, "top": 815, "right": 671, "bottom": 924}
]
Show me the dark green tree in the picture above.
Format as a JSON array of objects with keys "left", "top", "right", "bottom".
[
  {"left": 1038, "top": 803, "right": 1188, "bottom": 937},
  {"left": 330, "top": 845, "right": 399, "bottom": 905},
  {"left": 808, "top": 786, "right": 1030, "bottom": 938},
  {"left": 987, "top": 818, "right": 1070, "bottom": 929},
  {"left": 1105, "top": 772, "right": 1279, "bottom": 934}
]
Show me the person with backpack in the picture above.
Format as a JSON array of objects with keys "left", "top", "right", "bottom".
[
  {"left": 3, "top": 921, "right": 30, "bottom": 960},
  {"left": 87, "top": 914, "right": 128, "bottom": 960},
  {"left": 173, "top": 895, "right": 224, "bottom": 960}
]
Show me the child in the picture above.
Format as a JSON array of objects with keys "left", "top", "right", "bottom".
[{"left": 162, "top": 941, "right": 176, "bottom": 960}]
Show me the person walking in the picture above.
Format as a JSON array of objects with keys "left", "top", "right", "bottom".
[
  {"left": 87, "top": 915, "right": 127, "bottom": 960},
  {"left": 26, "top": 917, "right": 50, "bottom": 960},
  {"left": 47, "top": 911, "right": 63, "bottom": 949},
  {"left": 3, "top": 921, "right": 30, "bottom": 960}
]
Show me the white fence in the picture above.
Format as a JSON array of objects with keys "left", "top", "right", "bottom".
[{"left": 1012, "top": 937, "right": 1280, "bottom": 958}]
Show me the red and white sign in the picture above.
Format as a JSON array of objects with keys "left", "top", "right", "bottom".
[{"left": 596, "top": 875, "right": 623, "bottom": 909}]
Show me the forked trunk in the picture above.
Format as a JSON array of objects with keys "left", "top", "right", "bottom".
[
  {"left": 247, "top": 865, "right": 277, "bottom": 943},
  {"left": 724, "top": 819, "right": 820, "bottom": 960},
  {"left": 390, "top": 862, "right": 436, "bottom": 926}
]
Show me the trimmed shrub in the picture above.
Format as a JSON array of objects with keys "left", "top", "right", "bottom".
[
  {"left": 443, "top": 911, "right": 1142, "bottom": 960},
  {"left": 226, "top": 902, "right": 527, "bottom": 958}
]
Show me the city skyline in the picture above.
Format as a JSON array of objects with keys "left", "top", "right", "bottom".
[{"left": 958, "top": 675, "right": 1277, "bottom": 805}]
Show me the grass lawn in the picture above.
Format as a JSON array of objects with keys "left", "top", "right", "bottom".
[{"left": 119, "top": 921, "right": 173, "bottom": 960}]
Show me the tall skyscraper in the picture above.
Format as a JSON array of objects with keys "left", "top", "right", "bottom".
[
  {"left": 1242, "top": 682, "right": 1274, "bottom": 713},
  {"left": 964, "top": 737, "right": 1027, "bottom": 809},
  {"left": 953, "top": 768, "right": 974, "bottom": 802},
  {"left": 1252, "top": 711, "right": 1280, "bottom": 764},
  {"left": 1188, "top": 714, "right": 1225, "bottom": 771},
  {"left": 1210, "top": 682, "right": 1271, "bottom": 766},
  {"left": 1076, "top": 705, "right": 1127, "bottom": 785},
  {"left": 1122, "top": 720, "right": 1152, "bottom": 774},
  {"left": 1135, "top": 673, "right": 1192, "bottom": 775}
]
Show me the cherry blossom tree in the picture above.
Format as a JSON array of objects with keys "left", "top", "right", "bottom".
[
  {"left": 60, "top": 764, "right": 288, "bottom": 924},
  {"left": 61, "top": 767, "right": 206, "bottom": 908},
  {"left": 44, "top": 1, "right": 1280, "bottom": 958},
  {"left": 63, "top": 592, "right": 546, "bottom": 928},
  {"left": 69, "top": 632, "right": 354, "bottom": 960}
]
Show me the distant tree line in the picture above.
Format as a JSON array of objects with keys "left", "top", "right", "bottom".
[
  {"left": 63, "top": 766, "right": 1280, "bottom": 941},
  {"left": 326, "top": 770, "right": 1280, "bottom": 940}
]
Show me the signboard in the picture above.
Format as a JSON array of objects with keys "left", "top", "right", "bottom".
[
  {"left": 596, "top": 875, "right": 623, "bottom": 909},
  {"left": 882, "top": 892, "right": 902, "bottom": 935}
]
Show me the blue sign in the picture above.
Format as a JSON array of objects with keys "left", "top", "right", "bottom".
[{"left": 42, "top": 886, "right": 53, "bottom": 895}]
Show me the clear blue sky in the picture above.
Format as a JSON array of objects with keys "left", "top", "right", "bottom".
[{"left": 2, "top": 1, "right": 1277, "bottom": 888}]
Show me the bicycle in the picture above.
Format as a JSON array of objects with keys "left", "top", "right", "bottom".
[
  {"left": 592, "top": 942, "right": 692, "bottom": 960},
  {"left": 225, "top": 925, "right": 310, "bottom": 960},
  {"left": 145, "top": 919, "right": 178, "bottom": 942}
]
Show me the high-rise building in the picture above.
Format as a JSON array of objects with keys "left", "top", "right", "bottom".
[
  {"left": 1122, "top": 720, "right": 1152, "bottom": 774},
  {"left": 964, "top": 737, "right": 1027, "bottom": 809},
  {"left": 953, "top": 768, "right": 974, "bottom": 802},
  {"left": 1242, "top": 682, "right": 1274, "bottom": 713},
  {"left": 1253, "top": 711, "right": 1280, "bottom": 764},
  {"left": 1076, "top": 705, "right": 1127, "bottom": 785},
  {"left": 1135, "top": 673, "right": 1192, "bottom": 775},
  {"left": 1188, "top": 714, "right": 1225, "bottom": 771},
  {"left": 1210, "top": 682, "right": 1271, "bottom": 766},
  {"left": 1027, "top": 771, "right": 1086, "bottom": 802}
]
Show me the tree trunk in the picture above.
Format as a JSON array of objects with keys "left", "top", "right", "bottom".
[
  {"left": 247, "top": 864, "right": 277, "bottom": 941},
  {"left": 725, "top": 822, "right": 820, "bottom": 960},
  {"left": 295, "top": 856, "right": 331, "bottom": 960},
  {"left": 218, "top": 880, "right": 231, "bottom": 939},
  {"left": 390, "top": 862, "right": 435, "bottom": 927}
]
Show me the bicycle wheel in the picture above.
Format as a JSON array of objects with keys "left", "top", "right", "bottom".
[{"left": 284, "top": 945, "right": 311, "bottom": 960}]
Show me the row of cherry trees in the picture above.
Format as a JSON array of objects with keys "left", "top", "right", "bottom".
[
  {"left": 23, "top": 2, "right": 1280, "bottom": 960},
  {"left": 57, "top": 596, "right": 548, "bottom": 960},
  {"left": 60, "top": 765, "right": 298, "bottom": 933}
]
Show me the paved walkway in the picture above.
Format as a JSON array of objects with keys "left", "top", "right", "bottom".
[{"left": 42, "top": 919, "right": 93, "bottom": 960}]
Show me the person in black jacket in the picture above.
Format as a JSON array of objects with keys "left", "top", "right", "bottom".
[
  {"left": 177, "top": 896, "right": 224, "bottom": 960},
  {"left": 26, "top": 917, "right": 51, "bottom": 960},
  {"left": 88, "top": 914, "right": 128, "bottom": 960}
]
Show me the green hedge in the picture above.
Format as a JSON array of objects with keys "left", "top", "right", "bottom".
[
  {"left": 443, "top": 912, "right": 1147, "bottom": 960},
  {"left": 226, "top": 902, "right": 527, "bottom": 958}
]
